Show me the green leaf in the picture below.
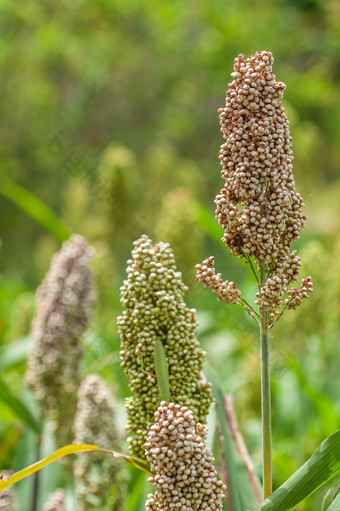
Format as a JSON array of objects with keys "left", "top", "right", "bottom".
[
  {"left": 0, "top": 377, "right": 41, "bottom": 434},
  {"left": 262, "top": 430, "right": 340, "bottom": 511},
  {"left": 0, "top": 336, "right": 30, "bottom": 370},
  {"left": 205, "top": 363, "right": 260, "bottom": 511},
  {"left": 154, "top": 340, "right": 170, "bottom": 402},
  {"left": 289, "top": 357, "right": 339, "bottom": 437},
  {"left": 12, "top": 427, "right": 37, "bottom": 510},
  {"left": 0, "top": 176, "right": 71, "bottom": 242},
  {"left": 206, "top": 403, "right": 217, "bottom": 451},
  {"left": 326, "top": 491, "right": 340, "bottom": 511},
  {"left": 36, "top": 425, "right": 62, "bottom": 511},
  {"left": 322, "top": 486, "right": 340, "bottom": 511},
  {"left": 126, "top": 469, "right": 148, "bottom": 511}
]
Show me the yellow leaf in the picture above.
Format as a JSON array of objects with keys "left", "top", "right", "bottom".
[
  {"left": 0, "top": 444, "right": 153, "bottom": 492},
  {"left": 113, "top": 451, "right": 153, "bottom": 476}
]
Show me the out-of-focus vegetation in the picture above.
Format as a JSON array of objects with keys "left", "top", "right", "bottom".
[{"left": 0, "top": 0, "right": 339, "bottom": 509}]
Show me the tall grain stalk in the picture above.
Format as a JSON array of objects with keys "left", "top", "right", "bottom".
[
  {"left": 260, "top": 262, "right": 272, "bottom": 497},
  {"left": 196, "top": 50, "right": 313, "bottom": 500}
]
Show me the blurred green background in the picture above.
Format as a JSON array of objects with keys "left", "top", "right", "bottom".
[{"left": 0, "top": 0, "right": 339, "bottom": 509}]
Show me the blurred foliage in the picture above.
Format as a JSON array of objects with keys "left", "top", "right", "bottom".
[{"left": 0, "top": 0, "right": 339, "bottom": 509}]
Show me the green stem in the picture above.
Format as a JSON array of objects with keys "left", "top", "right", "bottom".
[
  {"left": 260, "top": 262, "right": 272, "bottom": 499},
  {"left": 30, "top": 435, "right": 41, "bottom": 511}
]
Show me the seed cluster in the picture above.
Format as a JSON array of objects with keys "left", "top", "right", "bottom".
[
  {"left": 196, "top": 256, "right": 241, "bottom": 304},
  {"left": 285, "top": 277, "right": 314, "bottom": 310},
  {"left": 44, "top": 489, "right": 66, "bottom": 511},
  {"left": 0, "top": 472, "right": 19, "bottom": 511},
  {"left": 145, "top": 402, "right": 225, "bottom": 510},
  {"left": 118, "top": 235, "right": 213, "bottom": 458},
  {"left": 74, "top": 374, "right": 127, "bottom": 511},
  {"left": 197, "top": 51, "right": 312, "bottom": 319},
  {"left": 255, "top": 250, "right": 301, "bottom": 311},
  {"left": 216, "top": 50, "right": 305, "bottom": 262},
  {"left": 26, "top": 234, "right": 95, "bottom": 447}
]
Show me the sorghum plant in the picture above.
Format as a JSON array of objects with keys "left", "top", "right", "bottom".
[
  {"left": 196, "top": 50, "right": 313, "bottom": 498},
  {"left": 145, "top": 401, "right": 225, "bottom": 511},
  {"left": 4, "top": 51, "right": 338, "bottom": 511},
  {"left": 118, "top": 235, "right": 213, "bottom": 458},
  {"left": 26, "top": 234, "right": 95, "bottom": 447},
  {"left": 74, "top": 374, "right": 127, "bottom": 511}
]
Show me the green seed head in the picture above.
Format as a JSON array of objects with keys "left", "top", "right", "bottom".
[{"left": 118, "top": 235, "right": 213, "bottom": 458}]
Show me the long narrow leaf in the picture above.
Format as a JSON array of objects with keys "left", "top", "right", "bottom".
[
  {"left": 118, "top": 452, "right": 152, "bottom": 475},
  {"left": 289, "top": 357, "right": 339, "bottom": 436},
  {"left": 0, "top": 176, "right": 71, "bottom": 242},
  {"left": 225, "top": 394, "right": 262, "bottom": 507},
  {"left": 126, "top": 470, "right": 148, "bottom": 511},
  {"left": 127, "top": 469, "right": 150, "bottom": 511},
  {"left": 205, "top": 364, "right": 259, "bottom": 511},
  {"left": 0, "top": 377, "right": 41, "bottom": 434},
  {"left": 0, "top": 444, "right": 152, "bottom": 492},
  {"left": 326, "top": 491, "right": 340, "bottom": 511},
  {"left": 0, "top": 336, "right": 30, "bottom": 370},
  {"left": 262, "top": 430, "right": 340, "bottom": 511},
  {"left": 12, "top": 428, "right": 37, "bottom": 511},
  {"left": 322, "top": 486, "right": 340, "bottom": 511},
  {"left": 154, "top": 340, "right": 170, "bottom": 402}
]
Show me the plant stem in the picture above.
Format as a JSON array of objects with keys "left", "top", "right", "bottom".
[
  {"left": 260, "top": 262, "right": 272, "bottom": 499},
  {"left": 30, "top": 435, "right": 41, "bottom": 511}
]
